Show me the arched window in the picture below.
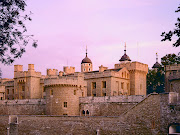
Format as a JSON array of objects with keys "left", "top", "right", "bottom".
[
  {"left": 122, "top": 72, "right": 123, "bottom": 78},
  {"left": 86, "top": 110, "right": 89, "bottom": 116},
  {"left": 82, "top": 110, "right": 85, "bottom": 116}
]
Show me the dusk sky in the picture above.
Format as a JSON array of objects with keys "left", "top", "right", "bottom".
[{"left": 1, "top": 0, "right": 180, "bottom": 78}]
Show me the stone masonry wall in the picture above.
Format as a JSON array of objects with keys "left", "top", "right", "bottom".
[
  {"left": 0, "top": 99, "right": 46, "bottom": 115},
  {"left": 80, "top": 95, "right": 145, "bottom": 116},
  {"left": 0, "top": 93, "right": 178, "bottom": 135}
]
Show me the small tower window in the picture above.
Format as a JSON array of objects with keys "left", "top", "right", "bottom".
[
  {"left": 84, "top": 68, "right": 85, "bottom": 71},
  {"left": 89, "top": 64, "right": 90, "bottom": 66},
  {"left": 92, "top": 82, "right": 96, "bottom": 89},
  {"left": 64, "top": 102, "right": 67, "bottom": 108},
  {"left": 121, "top": 82, "right": 124, "bottom": 89},
  {"left": 7, "top": 89, "right": 9, "bottom": 94},
  {"left": 89, "top": 68, "right": 90, "bottom": 71},
  {"left": 50, "top": 90, "right": 53, "bottom": 95},
  {"left": 74, "top": 90, "right": 76, "bottom": 95},
  {"left": 102, "top": 81, "right": 106, "bottom": 88}
]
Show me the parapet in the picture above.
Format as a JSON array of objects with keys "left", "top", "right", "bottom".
[
  {"left": 63, "top": 66, "right": 75, "bottom": 74},
  {"left": 28, "top": 64, "right": 34, "bottom": 71},
  {"left": 165, "top": 64, "right": 180, "bottom": 71},
  {"left": 115, "top": 61, "right": 148, "bottom": 73},
  {"left": 47, "top": 69, "right": 58, "bottom": 76},
  {"left": 99, "top": 65, "right": 108, "bottom": 72},
  {"left": 14, "top": 65, "right": 23, "bottom": 72},
  {"left": 80, "top": 95, "right": 145, "bottom": 104}
]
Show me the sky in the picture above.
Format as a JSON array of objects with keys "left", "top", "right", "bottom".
[{"left": 1, "top": 0, "right": 180, "bottom": 78}]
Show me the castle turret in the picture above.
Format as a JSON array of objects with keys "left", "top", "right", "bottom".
[
  {"left": 152, "top": 53, "right": 161, "bottom": 71},
  {"left": 119, "top": 43, "right": 131, "bottom": 63},
  {"left": 81, "top": 46, "right": 93, "bottom": 72}
]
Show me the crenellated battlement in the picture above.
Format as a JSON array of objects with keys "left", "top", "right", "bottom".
[
  {"left": 115, "top": 61, "right": 148, "bottom": 73},
  {"left": 44, "top": 72, "right": 85, "bottom": 87},
  {"left": 47, "top": 69, "right": 58, "bottom": 76},
  {"left": 63, "top": 66, "right": 75, "bottom": 74},
  {"left": 14, "top": 64, "right": 42, "bottom": 78}
]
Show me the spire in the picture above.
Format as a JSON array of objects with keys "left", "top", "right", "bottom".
[
  {"left": 124, "top": 42, "right": 126, "bottom": 54},
  {"left": 86, "top": 45, "right": 87, "bottom": 57},
  {"left": 156, "top": 52, "right": 158, "bottom": 62}
]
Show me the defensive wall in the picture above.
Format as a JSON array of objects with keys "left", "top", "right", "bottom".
[
  {"left": 0, "top": 99, "right": 46, "bottom": 115},
  {"left": 79, "top": 95, "right": 145, "bottom": 116},
  {"left": 0, "top": 93, "right": 179, "bottom": 135}
]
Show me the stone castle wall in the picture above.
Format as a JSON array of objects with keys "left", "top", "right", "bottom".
[
  {"left": 0, "top": 99, "right": 46, "bottom": 115},
  {"left": 0, "top": 93, "right": 178, "bottom": 135},
  {"left": 80, "top": 95, "right": 145, "bottom": 116}
]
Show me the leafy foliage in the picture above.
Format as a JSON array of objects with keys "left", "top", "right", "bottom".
[
  {"left": 147, "top": 68, "right": 165, "bottom": 94},
  {"left": 161, "top": 5, "right": 180, "bottom": 47},
  {"left": 161, "top": 53, "right": 180, "bottom": 66},
  {"left": 0, "top": 68, "right": 1, "bottom": 78},
  {"left": 0, "top": 0, "right": 37, "bottom": 65}
]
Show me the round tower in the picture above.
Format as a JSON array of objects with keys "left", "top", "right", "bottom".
[
  {"left": 81, "top": 46, "right": 93, "bottom": 72},
  {"left": 119, "top": 43, "right": 131, "bottom": 63}
]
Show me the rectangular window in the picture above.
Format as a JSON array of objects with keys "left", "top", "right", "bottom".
[
  {"left": 74, "top": 90, "right": 76, "bottom": 95},
  {"left": 140, "top": 84, "right": 142, "bottom": 90},
  {"left": 92, "top": 82, "right": 96, "bottom": 89},
  {"left": 64, "top": 102, "right": 67, "bottom": 108},
  {"left": 22, "top": 86, "right": 25, "bottom": 91},
  {"left": 121, "top": 82, "right": 124, "bottom": 89},
  {"left": 102, "top": 81, "right": 106, "bottom": 88},
  {"left": 12, "top": 89, "right": 14, "bottom": 94},
  {"left": 93, "top": 94, "right": 96, "bottom": 97},
  {"left": 1, "top": 97, "right": 2, "bottom": 100},
  {"left": 50, "top": 90, "right": 53, "bottom": 95},
  {"left": 103, "top": 93, "right": 106, "bottom": 96},
  {"left": 127, "top": 83, "right": 129, "bottom": 90},
  {"left": 7, "top": 89, "right": 9, "bottom": 94},
  {"left": 43, "top": 87, "right": 45, "bottom": 92}
]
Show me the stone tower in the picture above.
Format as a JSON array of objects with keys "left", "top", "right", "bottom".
[
  {"left": 81, "top": 46, "right": 93, "bottom": 72},
  {"left": 114, "top": 43, "right": 148, "bottom": 96}
]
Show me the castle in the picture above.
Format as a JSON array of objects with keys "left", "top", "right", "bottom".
[{"left": 0, "top": 46, "right": 179, "bottom": 135}]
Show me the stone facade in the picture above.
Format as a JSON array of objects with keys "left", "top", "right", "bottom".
[
  {"left": 0, "top": 92, "right": 179, "bottom": 135},
  {"left": 165, "top": 64, "right": 180, "bottom": 95},
  {"left": 115, "top": 61, "right": 148, "bottom": 96},
  {"left": 85, "top": 67, "right": 131, "bottom": 97},
  {"left": 79, "top": 95, "right": 145, "bottom": 116},
  {"left": 0, "top": 99, "right": 45, "bottom": 115},
  {"left": 45, "top": 73, "right": 87, "bottom": 116}
]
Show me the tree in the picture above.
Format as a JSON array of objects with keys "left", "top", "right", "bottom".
[
  {"left": 0, "top": 68, "right": 1, "bottom": 79},
  {"left": 161, "top": 53, "right": 180, "bottom": 66},
  {"left": 161, "top": 5, "right": 180, "bottom": 47},
  {"left": 0, "top": 0, "right": 37, "bottom": 65},
  {"left": 147, "top": 68, "right": 165, "bottom": 94}
]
